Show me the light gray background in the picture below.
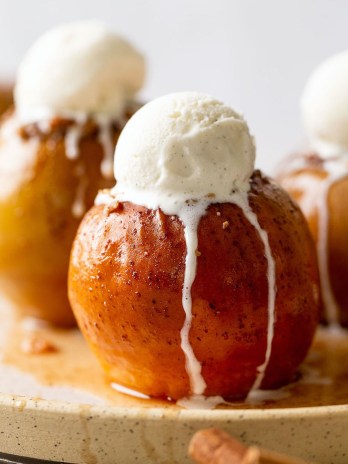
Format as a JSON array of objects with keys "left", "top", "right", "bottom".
[{"left": 0, "top": 0, "right": 347, "bottom": 173}]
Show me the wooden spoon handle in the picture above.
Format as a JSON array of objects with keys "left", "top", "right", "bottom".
[{"left": 188, "top": 428, "right": 313, "bottom": 464}]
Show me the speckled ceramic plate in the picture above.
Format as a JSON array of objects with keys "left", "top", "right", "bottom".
[{"left": 0, "top": 394, "right": 347, "bottom": 464}]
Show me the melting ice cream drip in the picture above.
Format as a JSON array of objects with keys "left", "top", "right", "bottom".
[
  {"left": 65, "top": 115, "right": 116, "bottom": 180},
  {"left": 64, "top": 115, "right": 117, "bottom": 217},
  {"left": 72, "top": 163, "right": 88, "bottom": 218},
  {"left": 179, "top": 202, "right": 209, "bottom": 396},
  {"left": 97, "top": 117, "right": 115, "bottom": 179},
  {"left": 233, "top": 193, "right": 277, "bottom": 394},
  {"left": 284, "top": 155, "right": 348, "bottom": 327},
  {"left": 176, "top": 192, "right": 277, "bottom": 407},
  {"left": 317, "top": 166, "right": 348, "bottom": 326},
  {"left": 64, "top": 119, "right": 88, "bottom": 218},
  {"left": 176, "top": 201, "right": 225, "bottom": 409},
  {"left": 65, "top": 123, "right": 84, "bottom": 160}
]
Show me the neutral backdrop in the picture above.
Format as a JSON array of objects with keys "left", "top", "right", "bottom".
[{"left": 0, "top": 0, "right": 347, "bottom": 173}]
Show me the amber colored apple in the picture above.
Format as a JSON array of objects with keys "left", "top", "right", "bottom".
[
  {"left": 69, "top": 171, "right": 320, "bottom": 399},
  {"left": 279, "top": 156, "right": 348, "bottom": 326}
]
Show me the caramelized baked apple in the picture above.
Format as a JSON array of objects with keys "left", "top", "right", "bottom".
[
  {"left": 0, "top": 21, "right": 145, "bottom": 326},
  {"left": 278, "top": 51, "right": 348, "bottom": 327},
  {"left": 69, "top": 93, "right": 320, "bottom": 402},
  {"left": 0, "top": 83, "right": 13, "bottom": 115},
  {"left": 0, "top": 117, "right": 121, "bottom": 326}
]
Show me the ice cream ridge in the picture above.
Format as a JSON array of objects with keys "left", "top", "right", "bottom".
[
  {"left": 0, "top": 21, "right": 145, "bottom": 326},
  {"left": 69, "top": 92, "right": 320, "bottom": 407},
  {"left": 278, "top": 50, "right": 348, "bottom": 328}
]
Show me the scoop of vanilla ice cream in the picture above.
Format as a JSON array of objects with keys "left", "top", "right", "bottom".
[
  {"left": 301, "top": 50, "right": 348, "bottom": 156},
  {"left": 15, "top": 21, "right": 145, "bottom": 122},
  {"left": 113, "top": 92, "right": 255, "bottom": 210}
]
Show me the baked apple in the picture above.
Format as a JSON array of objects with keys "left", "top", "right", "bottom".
[
  {"left": 0, "top": 21, "right": 145, "bottom": 326},
  {"left": 69, "top": 93, "right": 320, "bottom": 403},
  {"left": 278, "top": 51, "right": 348, "bottom": 327},
  {"left": 0, "top": 83, "right": 13, "bottom": 115}
]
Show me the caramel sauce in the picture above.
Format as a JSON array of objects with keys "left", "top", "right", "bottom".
[{"left": 0, "top": 301, "right": 347, "bottom": 410}]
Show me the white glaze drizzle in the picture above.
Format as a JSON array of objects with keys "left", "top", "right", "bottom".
[
  {"left": 65, "top": 125, "right": 84, "bottom": 160},
  {"left": 71, "top": 163, "right": 88, "bottom": 218},
  {"left": 111, "top": 382, "right": 150, "bottom": 400},
  {"left": 36, "top": 119, "right": 52, "bottom": 134},
  {"left": 237, "top": 195, "right": 277, "bottom": 393},
  {"left": 29, "top": 111, "right": 118, "bottom": 181},
  {"left": 316, "top": 161, "right": 348, "bottom": 326},
  {"left": 178, "top": 192, "right": 277, "bottom": 404},
  {"left": 63, "top": 113, "right": 88, "bottom": 160},
  {"left": 283, "top": 153, "right": 348, "bottom": 327},
  {"left": 246, "top": 388, "right": 289, "bottom": 404},
  {"left": 178, "top": 202, "right": 209, "bottom": 396},
  {"left": 62, "top": 114, "right": 117, "bottom": 216},
  {"left": 97, "top": 116, "right": 115, "bottom": 179},
  {"left": 64, "top": 114, "right": 116, "bottom": 179},
  {"left": 176, "top": 394, "right": 224, "bottom": 409}
]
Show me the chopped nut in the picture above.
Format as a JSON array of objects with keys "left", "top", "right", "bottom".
[
  {"left": 216, "top": 211, "right": 221, "bottom": 216},
  {"left": 222, "top": 221, "right": 230, "bottom": 230},
  {"left": 21, "top": 335, "right": 58, "bottom": 355},
  {"left": 195, "top": 250, "right": 202, "bottom": 257},
  {"left": 105, "top": 200, "right": 121, "bottom": 214}
]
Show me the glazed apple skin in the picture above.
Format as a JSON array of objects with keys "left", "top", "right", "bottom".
[
  {"left": 0, "top": 84, "right": 13, "bottom": 115},
  {"left": 0, "top": 115, "right": 118, "bottom": 326},
  {"left": 279, "top": 159, "right": 348, "bottom": 326},
  {"left": 69, "top": 171, "right": 320, "bottom": 399}
]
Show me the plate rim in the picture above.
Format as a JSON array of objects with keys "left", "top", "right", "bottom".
[{"left": 1, "top": 390, "right": 348, "bottom": 420}]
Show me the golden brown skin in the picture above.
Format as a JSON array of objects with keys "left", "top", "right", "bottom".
[
  {"left": 69, "top": 171, "right": 320, "bottom": 400},
  {"left": 0, "top": 83, "right": 13, "bottom": 115},
  {"left": 0, "top": 113, "right": 127, "bottom": 326},
  {"left": 279, "top": 154, "right": 348, "bottom": 326}
]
